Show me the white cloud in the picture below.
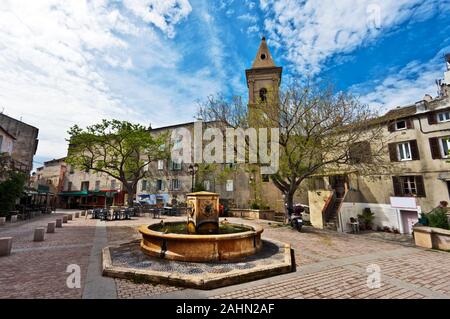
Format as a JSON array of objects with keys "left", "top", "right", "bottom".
[
  {"left": 123, "top": 0, "right": 192, "bottom": 39},
  {"left": 0, "top": 0, "right": 224, "bottom": 163},
  {"left": 259, "top": 0, "right": 449, "bottom": 75},
  {"left": 247, "top": 25, "right": 260, "bottom": 35},
  {"left": 238, "top": 13, "right": 258, "bottom": 24},
  {"left": 354, "top": 47, "right": 450, "bottom": 112}
]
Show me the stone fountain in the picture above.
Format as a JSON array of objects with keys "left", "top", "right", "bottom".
[
  {"left": 139, "top": 192, "right": 263, "bottom": 262},
  {"left": 102, "top": 191, "right": 293, "bottom": 289}
]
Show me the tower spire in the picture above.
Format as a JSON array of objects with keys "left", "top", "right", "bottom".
[{"left": 251, "top": 36, "right": 276, "bottom": 68}]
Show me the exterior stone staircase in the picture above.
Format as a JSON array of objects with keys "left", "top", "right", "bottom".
[{"left": 324, "top": 197, "right": 343, "bottom": 230}]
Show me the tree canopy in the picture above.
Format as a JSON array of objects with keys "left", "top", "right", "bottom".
[
  {"left": 66, "top": 119, "right": 168, "bottom": 205},
  {"left": 199, "top": 81, "right": 386, "bottom": 212}
]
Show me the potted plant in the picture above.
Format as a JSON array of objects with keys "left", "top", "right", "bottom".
[{"left": 357, "top": 208, "right": 375, "bottom": 231}]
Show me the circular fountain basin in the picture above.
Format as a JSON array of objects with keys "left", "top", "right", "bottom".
[{"left": 139, "top": 222, "right": 264, "bottom": 262}]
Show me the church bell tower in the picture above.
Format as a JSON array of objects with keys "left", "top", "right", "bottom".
[{"left": 246, "top": 37, "right": 282, "bottom": 124}]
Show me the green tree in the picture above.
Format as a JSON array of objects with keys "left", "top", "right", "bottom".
[
  {"left": 0, "top": 171, "right": 26, "bottom": 217},
  {"left": 66, "top": 119, "right": 168, "bottom": 206}
]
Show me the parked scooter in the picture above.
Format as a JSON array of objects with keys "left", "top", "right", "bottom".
[{"left": 286, "top": 204, "right": 304, "bottom": 232}]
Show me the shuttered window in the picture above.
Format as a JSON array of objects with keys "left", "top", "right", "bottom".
[
  {"left": 389, "top": 140, "right": 419, "bottom": 162},
  {"left": 392, "top": 176, "right": 426, "bottom": 197},
  {"left": 428, "top": 112, "right": 437, "bottom": 125},
  {"left": 388, "top": 119, "right": 414, "bottom": 132},
  {"left": 409, "top": 140, "right": 420, "bottom": 160},
  {"left": 430, "top": 136, "right": 450, "bottom": 158}
]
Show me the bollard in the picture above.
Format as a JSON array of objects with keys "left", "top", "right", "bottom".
[
  {"left": 0, "top": 217, "right": 6, "bottom": 226},
  {"left": 47, "top": 222, "right": 56, "bottom": 233},
  {"left": 67, "top": 214, "right": 73, "bottom": 221},
  {"left": 10, "top": 215, "right": 18, "bottom": 223},
  {"left": 33, "top": 228, "right": 45, "bottom": 242},
  {"left": 62, "top": 216, "right": 68, "bottom": 223},
  {"left": 74, "top": 212, "right": 80, "bottom": 218},
  {"left": 0, "top": 237, "right": 13, "bottom": 256},
  {"left": 56, "top": 219, "right": 63, "bottom": 228}
]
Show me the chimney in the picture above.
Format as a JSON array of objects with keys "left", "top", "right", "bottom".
[
  {"left": 423, "top": 94, "right": 433, "bottom": 102},
  {"left": 443, "top": 53, "right": 450, "bottom": 82},
  {"left": 437, "top": 53, "right": 450, "bottom": 97}
]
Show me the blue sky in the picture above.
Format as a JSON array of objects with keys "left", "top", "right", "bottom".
[{"left": 0, "top": 0, "right": 449, "bottom": 167}]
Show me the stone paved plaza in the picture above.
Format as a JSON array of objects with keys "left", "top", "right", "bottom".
[{"left": 1, "top": 210, "right": 450, "bottom": 299}]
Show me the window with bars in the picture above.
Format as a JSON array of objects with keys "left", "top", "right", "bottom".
[{"left": 95, "top": 181, "right": 100, "bottom": 191}]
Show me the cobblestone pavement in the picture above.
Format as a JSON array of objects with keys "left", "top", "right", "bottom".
[
  {"left": 1, "top": 212, "right": 450, "bottom": 299},
  {"left": 0, "top": 210, "right": 95, "bottom": 298}
]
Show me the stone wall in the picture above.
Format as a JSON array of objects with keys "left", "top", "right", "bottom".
[
  {"left": 414, "top": 226, "right": 450, "bottom": 250},
  {"left": 307, "top": 190, "right": 333, "bottom": 229},
  {"left": 228, "top": 208, "right": 278, "bottom": 221}
]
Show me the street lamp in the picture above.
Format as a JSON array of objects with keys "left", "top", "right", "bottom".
[{"left": 188, "top": 164, "right": 199, "bottom": 192}]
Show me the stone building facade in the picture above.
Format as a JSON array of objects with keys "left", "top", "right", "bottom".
[
  {"left": 136, "top": 122, "right": 252, "bottom": 208},
  {"left": 58, "top": 163, "right": 125, "bottom": 209},
  {"left": 0, "top": 113, "right": 39, "bottom": 175},
  {"left": 308, "top": 59, "right": 450, "bottom": 234}
]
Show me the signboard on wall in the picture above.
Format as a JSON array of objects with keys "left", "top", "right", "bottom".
[{"left": 390, "top": 197, "right": 417, "bottom": 209}]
